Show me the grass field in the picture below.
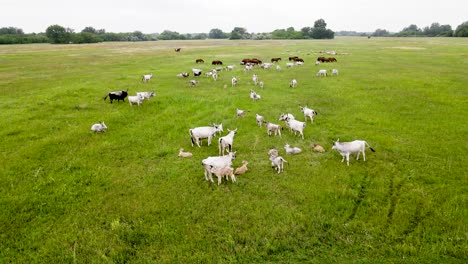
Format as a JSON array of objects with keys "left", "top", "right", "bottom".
[{"left": 0, "top": 37, "right": 467, "bottom": 263}]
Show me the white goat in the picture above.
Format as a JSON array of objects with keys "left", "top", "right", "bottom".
[
  {"left": 264, "top": 121, "right": 282, "bottom": 137},
  {"left": 178, "top": 148, "right": 193, "bottom": 158},
  {"left": 234, "top": 160, "right": 249, "bottom": 175},
  {"left": 317, "top": 69, "right": 327, "bottom": 77},
  {"left": 250, "top": 90, "right": 261, "bottom": 101},
  {"left": 231, "top": 77, "right": 238, "bottom": 87},
  {"left": 276, "top": 65, "right": 281, "bottom": 71},
  {"left": 286, "top": 117, "right": 306, "bottom": 139},
  {"left": 300, "top": 106, "right": 318, "bottom": 123},
  {"left": 177, "top": 72, "right": 189, "bottom": 78},
  {"left": 259, "top": 81, "right": 264, "bottom": 89},
  {"left": 269, "top": 152, "right": 287, "bottom": 174},
  {"left": 252, "top": 74, "right": 258, "bottom": 85},
  {"left": 136, "top": 91, "right": 155, "bottom": 101},
  {"left": 315, "top": 61, "right": 320, "bottom": 66},
  {"left": 226, "top": 65, "right": 235, "bottom": 71},
  {"left": 189, "top": 123, "right": 223, "bottom": 147},
  {"left": 290, "top": 79, "right": 297, "bottom": 88},
  {"left": 332, "top": 139, "right": 376, "bottom": 166},
  {"left": 218, "top": 128, "right": 237, "bottom": 155},
  {"left": 212, "top": 72, "right": 218, "bottom": 81},
  {"left": 189, "top": 80, "right": 199, "bottom": 87},
  {"left": 236, "top": 108, "right": 247, "bottom": 118},
  {"left": 255, "top": 114, "right": 264, "bottom": 127},
  {"left": 284, "top": 144, "right": 302, "bottom": 154},
  {"left": 202, "top": 152, "right": 236, "bottom": 182},
  {"left": 142, "top": 73, "right": 153, "bottom": 82},
  {"left": 332, "top": 69, "right": 339, "bottom": 76},
  {"left": 286, "top": 62, "right": 294, "bottom": 68},
  {"left": 128, "top": 94, "right": 144, "bottom": 106},
  {"left": 91, "top": 121, "right": 107, "bottom": 133}
]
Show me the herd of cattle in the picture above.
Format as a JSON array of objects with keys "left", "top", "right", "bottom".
[{"left": 94, "top": 50, "right": 375, "bottom": 185}]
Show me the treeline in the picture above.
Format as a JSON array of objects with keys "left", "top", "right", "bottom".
[{"left": 370, "top": 21, "right": 468, "bottom": 37}]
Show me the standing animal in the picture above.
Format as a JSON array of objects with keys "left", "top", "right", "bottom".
[
  {"left": 286, "top": 62, "right": 295, "bottom": 68},
  {"left": 91, "top": 122, "right": 107, "bottom": 133},
  {"left": 189, "top": 80, "right": 199, "bottom": 87},
  {"left": 212, "top": 72, "right": 218, "bottom": 81},
  {"left": 290, "top": 79, "right": 297, "bottom": 88},
  {"left": 195, "top": 58, "right": 204, "bottom": 63},
  {"left": 209, "top": 166, "right": 236, "bottom": 185},
  {"left": 189, "top": 124, "right": 224, "bottom": 147},
  {"left": 236, "top": 108, "right": 248, "bottom": 118},
  {"left": 259, "top": 81, "right": 264, "bottom": 89},
  {"left": 178, "top": 148, "right": 193, "bottom": 158},
  {"left": 177, "top": 72, "right": 189, "bottom": 78},
  {"left": 332, "top": 69, "right": 339, "bottom": 76},
  {"left": 252, "top": 74, "right": 258, "bottom": 85},
  {"left": 136, "top": 91, "right": 156, "bottom": 101},
  {"left": 192, "top": 68, "right": 202, "bottom": 77},
  {"left": 201, "top": 152, "right": 236, "bottom": 183},
  {"left": 142, "top": 73, "right": 153, "bottom": 82},
  {"left": 264, "top": 121, "right": 282, "bottom": 137},
  {"left": 104, "top": 89, "right": 128, "bottom": 103},
  {"left": 315, "top": 61, "right": 320, "bottom": 66},
  {"left": 218, "top": 128, "right": 237, "bottom": 155},
  {"left": 276, "top": 65, "right": 281, "bottom": 71},
  {"left": 212, "top": 60, "right": 223, "bottom": 65},
  {"left": 271, "top": 57, "right": 281, "bottom": 63},
  {"left": 226, "top": 65, "right": 235, "bottom": 71},
  {"left": 231, "top": 77, "right": 238, "bottom": 87},
  {"left": 128, "top": 94, "right": 144, "bottom": 106},
  {"left": 269, "top": 151, "right": 287, "bottom": 174},
  {"left": 316, "top": 69, "right": 327, "bottom": 77},
  {"left": 284, "top": 144, "right": 302, "bottom": 154},
  {"left": 285, "top": 117, "right": 306, "bottom": 139},
  {"left": 234, "top": 160, "right": 249, "bottom": 175},
  {"left": 255, "top": 114, "right": 264, "bottom": 126},
  {"left": 331, "top": 139, "right": 376, "bottom": 166},
  {"left": 175, "top": 48, "right": 181, "bottom": 52},
  {"left": 300, "top": 106, "right": 318, "bottom": 123},
  {"left": 250, "top": 90, "right": 261, "bottom": 101}
]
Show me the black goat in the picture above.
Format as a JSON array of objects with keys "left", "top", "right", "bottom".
[{"left": 104, "top": 89, "right": 128, "bottom": 103}]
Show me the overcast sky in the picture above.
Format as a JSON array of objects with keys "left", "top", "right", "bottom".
[{"left": 2, "top": 0, "right": 466, "bottom": 34}]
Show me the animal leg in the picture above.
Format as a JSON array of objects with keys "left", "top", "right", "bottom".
[{"left": 346, "top": 153, "right": 350, "bottom": 166}]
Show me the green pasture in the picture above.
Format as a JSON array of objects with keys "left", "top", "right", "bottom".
[{"left": 0, "top": 38, "right": 466, "bottom": 263}]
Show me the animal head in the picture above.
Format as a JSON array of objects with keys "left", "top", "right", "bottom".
[
  {"left": 100, "top": 122, "right": 107, "bottom": 129},
  {"left": 284, "top": 144, "right": 290, "bottom": 148},
  {"left": 242, "top": 160, "right": 248, "bottom": 165}
]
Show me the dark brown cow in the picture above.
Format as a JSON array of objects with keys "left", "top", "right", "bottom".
[
  {"left": 293, "top": 58, "right": 304, "bottom": 62},
  {"left": 271, "top": 57, "right": 281, "bottom": 63},
  {"left": 212, "top": 60, "right": 223, "bottom": 65},
  {"left": 289, "top": 56, "right": 299, "bottom": 61},
  {"left": 175, "top": 48, "right": 181, "bottom": 52},
  {"left": 250, "top": 59, "right": 262, "bottom": 65},
  {"left": 196, "top": 58, "right": 204, "bottom": 63}
]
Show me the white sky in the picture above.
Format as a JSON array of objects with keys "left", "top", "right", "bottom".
[{"left": 2, "top": 0, "right": 466, "bottom": 34}]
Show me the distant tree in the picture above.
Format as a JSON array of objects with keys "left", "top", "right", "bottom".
[
  {"left": 46, "top": 24, "right": 72, "bottom": 44},
  {"left": 0, "top": 27, "right": 24, "bottom": 35},
  {"left": 72, "top": 32, "right": 102, "bottom": 44},
  {"left": 192, "top": 33, "right": 207, "bottom": 40},
  {"left": 372, "top": 29, "right": 390, "bottom": 37},
  {"left": 423, "top": 23, "right": 453, "bottom": 37},
  {"left": 309, "top": 19, "right": 334, "bottom": 39},
  {"left": 81, "top": 26, "right": 97, "bottom": 34},
  {"left": 301, "top": 27, "right": 312, "bottom": 37},
  {"left": 454, "top": 21, "right": 468, "bottom": 37},
  {"left": 230, "top": 27, "right": 249, "bottom": 39},
  {"left": 398, "top": 24, "right": 422, "bottom": 36},
  {"left": 209, "top": 28, "right": 227, "bottom": 39},
  {"left": 314, "top": 19, "right": 327, "bottom": 29}
]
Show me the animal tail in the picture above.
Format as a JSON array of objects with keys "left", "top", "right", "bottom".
[
  {"left": 189, "top": 129, "right": 195, "bottom": 146},
  {"left": 365, "top": 142, "right": 376, "bottom": 152},
  {"left": 103, "top": 95, "right": 108, "bottom": 101}
]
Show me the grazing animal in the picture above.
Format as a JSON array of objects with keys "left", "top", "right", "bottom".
[
  {"left": 202, "top": 152, "right": 236, "bottom": 182},
  {"left": 252, "top": 74, "right": 258, "bottom": 85},
  {"left": 312, "top": 144, "right": 325, "bottom": 153},
  {"left": 261, "top": 63, "right": 273, "bottom": 69},
  {"left": 136, "top": 91, "right": 155, "bottom": 101},
  {"left": 332, "top": 69, "right": 339, "bottom": 76},
  {"left": 209, "top": 166, "right": 236, "bottom": 185},
  {"left": 212, "top": 60, "right": 223, "bottom": 65},
  {"left": 315, "top": 61, "right": 320, "bottom": 66},
  {"left": 91, "top": 121, "right": 107, "bottom": 133},
  {"left": 128, "top": 94, "right": 144, "bottom": 106},
  {"left": 244, "top": 64, "right": 253, "bottom": 72},
  {"left": 218, "top": 129, "right": 237, "bottom": 155},
  {"left": 189, "top": 123, "right": 224, "bottom": 147},
  {"left": 205, "top": 71, "right": 213, "bottom": 77},
  {"left": 104, "top": 89, "right": 128, "bottom": 103},
  {"left": 269, "top": 151, "right": 287, "bottom": 174},
  {"left": 177, "top": 72, "right": 189, "bottom": 78},
  {"left": 255, "top": 114, "right": 264, "bottom": 127},
  {"left": 189, "top": 80, "right": 199, "bottom": 87},
  {"left": 175, "top": 48, "right": 181, "bottom": 52},
  {"left": 231, "top": 77, "right": 238, "bottom": 87},
  {"left": 236, "top": 108, "right": 247, "bottom": 118},
  {"left": 286, "top": 62, "right": 295, "bottom": 68},
  {"left": 178, "top": 148, "right": 193, "bottom": 158},
  {"left": 271, "top": 57, "right": 281, "bottom": 63},
  {"left": 259, "top": 81, "right": 264, "bottom": 89},
  {"left": 226, "top": 65, "right": 235, "bottom": 71},
  {"left": 192, "top": 68, "right": 202, "bottom": 77},
  {"left": 331, "top": 139, "right": 376, "bottom": 166},
  {"left": 276, "top": 65, "right": 281, "bottom": 71},
  {"left": 316, "top": 69, "right": 327, "bottom": 77},
  {"left": 284, "top": 144, "right": 302, "bottom": 154},
  {"left": 212, "top": 72, "right": 218, "bottom": 81},
  {"left": 234, "top": 160, "right": 249, "bottom": 175},
  {"left": 250, "top": 90, "right": 261, "bottom": 101},
  {"left": 290, "top": 79, "right": 298, "bottom": 88},
  {"left": 264, "top": 121, "right": 282, "bottom": 137},
  {"left": 300, "top": 106, "right": 318, "bottom": 123},
  {"left": 142, "top": 73, "right": 153, "bottom": 82},
  {"left": 195, "top": 58, "right": 204, "bottom": 63},
  {"left": 289, "top": 56, "right": 299, "bottom": 61}
]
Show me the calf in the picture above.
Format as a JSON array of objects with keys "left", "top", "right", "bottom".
[
  {"left": 312, "top": 144, "right": 325, "bottom": 153},
  {"left": 234, "top": 160, "right": 249, "bottom": 175},
  {"left": 178, "top": 148, "right": 193, "bottom": 158},
  {"left": 104, "top": 89, "right": 128, "bottom": 104},
  {"left": 332, "top": 139, "right": 376, "bottom": 166}
]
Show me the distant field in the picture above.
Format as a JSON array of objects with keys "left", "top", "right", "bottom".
[{"left": 0, "top": 38, "right": 466, "bottom": 263}]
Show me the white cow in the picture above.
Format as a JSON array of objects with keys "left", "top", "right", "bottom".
[
  {"left": 332, "top": 139, "right": 376, "bottom": 166},
  {"left": 189, "top": 124, "right": 223, "bottom": 147}
]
